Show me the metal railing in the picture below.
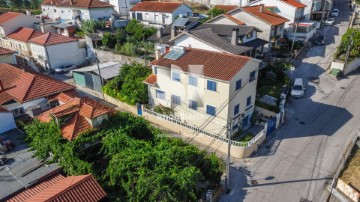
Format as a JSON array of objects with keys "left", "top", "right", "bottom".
[{"left": 144, "top": 108, "right": 266, "bottom": 148}]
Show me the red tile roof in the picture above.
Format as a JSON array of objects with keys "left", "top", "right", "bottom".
[
  {"left": 8, "top": 174, "right": 106, "bottom": 202},
  {"left": 151, "top": 48, "right": 251, "bottom": 81},
  {"left": 7, "top": 27, "right": 44, "bottom": 43},
  {"left": 214, "top": 5, "right": 238, "bottom": 12},
  {"left": 130, "top": 2, "right": 184, "bottom": 12},
  {"left": 223, "top": 14, "right": 245, "bottom": 25},
  {"left": 48, "top": 90, "right": 77, "bottom": 103},
  {"left": 143, "top": 74, "right": 157, "bottom": 85},
  {"left": 0, "top": 12, "right": 22, "bottom": 25},
  {"left": 38, "top": 95, "right": 112, "bottom": 140},
  {"left": 29, "top": 32, "right": 78, "bottom": 46},
  {"left": 7, "top": 174, "right": 66, "bottom": 202},
  {"left": 0, "top": 64, "right": 75, "bottom": 104},
  {"left": 281, "top": 0, "right": 306, "bottom": 8},
  {"left": 0, "top": 47, "right": 15, "bottom": 55},
  {"left": 241, "top": 5, "right": 289, "bottom": 26},
  {"left": 42, "top": 0, "right": 113, "bottom": 8}
]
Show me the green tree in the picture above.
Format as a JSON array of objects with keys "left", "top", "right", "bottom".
[
  {"left": 114, "top": 28, "right": 126, "bottom": 45},
  {"left": 208, "top": 7, "right": 226, "bottom": 18},
  {"left": 336, "top": 28, "right": 360, "bottom": 61},
  {"left": 102, "top": 32, "right": 115, "bottom": 48},
  {"left": 9, "top": 0, "right": 23, "bottom": 9},
  {"left": 0, "top": 0, "right": 8, "bottom": 7}
]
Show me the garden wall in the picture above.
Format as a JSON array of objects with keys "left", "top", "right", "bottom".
[
  {"left": 94, "top": 49, "right": 145, "bottom": 64},
  {"left": 255, "top": 106, "right": 277, "bottom": 119},
  {"left": 336, "top": 179, "right": 360, "bottom": 202},
  {"left": 344, "top": 58, "right": 360, "bottom": 75}
]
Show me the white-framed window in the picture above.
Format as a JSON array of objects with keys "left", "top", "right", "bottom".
[{"left": 12, "top": 107, "right": 25, "bottom": 117}]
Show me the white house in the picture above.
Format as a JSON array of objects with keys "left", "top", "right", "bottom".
[
  {"left": 183, "top": 0, "right": 254, "bottom": 7},
  {"left": 28, "top": 32, "right": 87, "bottom": 70},
  {"left": 144, "top": 47, "right": 260, "bottom": 136},
  {"left": 0, "top": 47, "right": 16, "bottom": 64},
  {"left": 0, "top": 106, "right": 16, "bottom": 134},
  {"left": 207, "top": 4, "right": 289, "bottom": 52},
  {"left": 41, "top": 0, "right": 115, "bottom": 21},
  {"left": 109, "top": 0, "right": 141, "bottom": 16},
  {"left": 0, "top": 12, "right": 40, "bottom": 37},
  {"left": 129, "top": 2, "right": 193, "bottom": 26},
  {"left": 0, "top": 63, "right": 76, "bottom": 118}
]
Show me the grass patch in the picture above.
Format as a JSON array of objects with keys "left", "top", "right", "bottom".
[
  {"left": 340, "top": 145, "right": 360, "bottom": 191},
  {"left": 239, "top": 133, "right": 255, "bottom": 143},
  {"left": 257, "top": 78, "right": 285, "bottom": 99}
]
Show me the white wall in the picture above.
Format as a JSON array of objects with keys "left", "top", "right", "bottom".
[
  {"left": 89, "top": 8, "right": 114, "bottom": 20},
  {"left": 0, "top": 14, "right": 39, "bottom": 37},
  {"left": 2, "top": 39, "right": 31, "bottom": 55},
  {"left": 41, "top": 5, "right": 113, "bottom": 20},
  {"left": 0, "top": 112, "right": 16, "bottom": 134},
  {"left": 242, "top": 30, "right": 257, "bottom": 43},
  {"left": 173, "top": 34, "right": 222, "bottom": 52}
]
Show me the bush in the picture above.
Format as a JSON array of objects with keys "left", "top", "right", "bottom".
[
  {"left": 207, "top": 7, "right": 226, "bottom": 18},
  {"left": 153, "top": 105, "right": 174, "bottom": 116}
]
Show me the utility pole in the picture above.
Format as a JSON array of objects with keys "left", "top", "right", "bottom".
[
  {"left": 344, "top": 31, "right": 355, "bottom": 67},
  {"left": 290, "top": 20, "right": 299, "bottom": 62},
  {"left": 321, "top": 0, "right": 327, "bottom": 26},
  {"left": 95, "top": 53, "right": 105, "bottom": 99},
  {"left": 225, "top": 118, "right": 232, "bottom": 192}
]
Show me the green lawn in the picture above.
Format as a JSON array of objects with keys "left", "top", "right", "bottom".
[{"left": 257, "top": 78, "right": 285, "bottom": 99}]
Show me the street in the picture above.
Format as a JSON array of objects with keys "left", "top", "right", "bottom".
[{"left": 222, "top": 1, "right": 360, "bottom": 202}]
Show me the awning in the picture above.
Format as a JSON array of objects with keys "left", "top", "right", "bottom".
[{"left": 243, "top": 38, "right": 269, "bottom": 49}]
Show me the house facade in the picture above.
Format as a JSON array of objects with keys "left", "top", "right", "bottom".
[
  {"left": 0, "top": 106, "right": 16, "bottom": 134},
  {"left": 144, "top": 47, "right": 260, "bottom": 136},
  {"left": 41, "top": 0, "right": 114, "bottom": 21},
  {"left": 129, "top": 2, "right": 193, "bottom": 26},
  {"left": 109, "top": 0, "right": 141, "bottom": 16},
  {"left": 0, "top": 12, "right": 39, "bottom": 37}
]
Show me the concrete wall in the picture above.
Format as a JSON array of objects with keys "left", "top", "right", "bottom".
[
  {"left": 0, "top": 112, "right": 17, "bottom": 134},
  {"left": 336, "top": 179, "right": 360, "bottom": 202},
  {"left": 344, "top": 58, "right": 360, "bottom": 75},
  {"left": 41, "top": 5, "right": 113, "bottom": 20},
  {"left": 255, "top": 106, "right": 277, "bottom": 118}
]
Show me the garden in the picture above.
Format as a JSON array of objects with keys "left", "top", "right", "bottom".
[
  {"left": 335, "top": 28, "right": 360, "bottom": 62},
  {"left": 22, "top": 112, "right": 225, "bottom": 201}
]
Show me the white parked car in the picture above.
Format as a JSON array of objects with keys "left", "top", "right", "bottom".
[
  {"left": 331, "top": 9, "right": 339, "bottom": 17},
  {"left": 324, "top": 18, "right": 335, "bottom": 25},
  {"left": 291, "top": 78, "right": 305, "bottom": 98},
  {"left": 54, "top": 64, "right": 77, "bottom": 73}
]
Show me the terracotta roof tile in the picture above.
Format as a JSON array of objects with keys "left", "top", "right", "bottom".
[
  {"left": 241, "top": 5, "right": 289, "bottom": 26},
  {"left": 143, "top": 74, "right": 157, "bottom": 85},
  {"left": 0, "top": 12, "right": 22, "bottom": 25},
  {"left": 42, "top": 0, "right": 113, "bottom": 8},
  {"left": 29, "top": 32, "right": 78, "bottom": 46},
  {"left": 0, "top": 64, "right": 75, "bottom": 103},
  {"left": 0, "top": 47, "right": 15, "bottom": 55},
  {"left": 7, "top": 174, "right": 66, "bottom": 202},
  {"left": 281, "top": 0, "right": 306, "bottom": 8},
  {"left": 0, "top": 91, "right": 14, "bottom": 104},
  {"left": 214, "top": 5, "right": 238, "bottom": 12},
  {"left": 130, "top": 2, "right": 184, "bottom": 12},
  {"left": 7, "top": 27, "right": 44, "bottom": 43},
  {"left": 151, "top": 48, "right": 251, "bottom": 81},
  {"left": 0, "top": 106, "right": 10, "bottom": 113},
  {"left": 223, "top": 14, "right": 245, "bottom": 25},
  {"left": 47, "top": 90, "right": 77, "bottom": 103},
  {"left": 25, "top": 174, "right": 106, "bottom": 202}
]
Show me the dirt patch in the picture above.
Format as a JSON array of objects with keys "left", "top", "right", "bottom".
[{"left": 340, "top": 145, "right": 360, "bottom": 191}]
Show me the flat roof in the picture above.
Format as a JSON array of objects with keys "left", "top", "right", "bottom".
[{"left": 72, "top": 61, "right": 123, "bottom": 80}]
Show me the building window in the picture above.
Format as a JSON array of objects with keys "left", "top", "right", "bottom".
[
  {"left": 189, "top": 100, "right": 197, "bottom": 110},
  {"left": 12, "top": 107, "right": 25, "bottom": 117},
  {"left": 61, "top": 10, "right": 64, "bottom": 13},
  {"left": 232, "top": 123, "right": 238, "bottom": 130},
  {"left": 206, "top": 105, "right": 216, "bottom": 116},
  {"left": 249, "top": 71, "right": 256, "bottom": 82},
  {"left": 234, "top": 104, "right": 240, "bottom": 115},
  {"left": 154, "top": 66, "right": 158, "bottom": 75},
  {"left": 145, "top": 13, "right": 149, "bottom": 18},
  {"left": 246, "top": 96, "right": 252, "bottom": 107},
  {"left": 172, "top": 72, "right": 181, "bottom": 82},
  {"left": 54, "top": 9, "right": 56, "bottom": 13},
  {"left": 42, "top": 8, "right": 45, "bottom": 11},
  {"left": 188, "top": 75, "right": 197, "bottom": 86},
  {"left": 156, "top": 90, "right": 165, "bottom": 100},
  {"left": 171, "top": 94, "right": 180, "bottom": 105},
  {"left": 246, "top": 32, "right": 253, "bottom": 39},
  {"left": 236, "top": 79, "right": 242, "bottom": 90},
  {"left": 207, "top": 80, "right": 217, "bottom": 91}
]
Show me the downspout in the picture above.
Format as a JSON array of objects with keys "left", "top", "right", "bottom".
[{"left": 44, "top": 45, "right": 52, "bottom": 72}]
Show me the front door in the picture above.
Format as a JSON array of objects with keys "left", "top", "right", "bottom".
[{"left": 137, "top": 13, "right": 142, "bottom": 21}]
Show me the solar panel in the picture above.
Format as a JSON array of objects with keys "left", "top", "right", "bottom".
[
  {"left": 173, "top": 17, "right": 188, "bottom": 27},
  {"left": 163, "top": 48, "right": 185, "bottom": 60}
]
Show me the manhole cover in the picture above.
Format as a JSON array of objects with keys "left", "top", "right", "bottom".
[
  {"left": 299, "top": 121, "right": 305, "bottom": 125},
  {"left": 250, "top": 180, "right": 258, "bottom": 185}
]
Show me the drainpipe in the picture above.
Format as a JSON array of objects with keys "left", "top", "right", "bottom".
[{"left": 44, "top": 45, "right": 52, "bottom": 72}]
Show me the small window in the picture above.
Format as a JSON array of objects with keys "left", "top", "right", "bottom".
[
  {"left": 171, "top": 94, "right": 180, "bottom": 105},
  {"left": 172, "top": 72, "right": 181, "bottom": 82},
  {"left": 61, "top": 10, "right": 64, "bottom": 13},
  {"left": 236, "top": 79, "right": 242, "bottom": 90},
  {"left": 249, "top": 71, "right": 256, "bottom": 82},
  {"left": 234, "top": 104, "right": 240, "bottom": 115},
  {"left": 43, "top": 8, "right": 45, "bottom": 11},
  {"left": 206, "top": 105, "right": 216, "bottom": 116},
  {"left": 188, "top": 75, "right": 197, "bottom": 86},
  {"left": 156, "top": 90, "right": 165, "bottom": 100},
  {"left": 145, "top": 13, "right": 149, "bottom": 18},
  {"left": 232, "top": 123, "right": 239, "bottom": 130},
  {"left": 54, "top": 9, "right": 56, "bottom": 13},
  {"left": 246, "top": 32, "right": 253, "bottom": 39},
  {"left": 207, "top": 80, "right": 217, "bottom": 91},
  {"left": 189, "top": 100, "right": 197, "bottom": 110},
  {"left": 246, "top": 96, "right": 252, "bottom": 107},
  {"left": 154, "top": 66, "right": 158, "bottom": 75}
]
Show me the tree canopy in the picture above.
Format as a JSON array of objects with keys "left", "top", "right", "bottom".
[{"left": 336, "top": 28, "right": 360, "bottom": 62}]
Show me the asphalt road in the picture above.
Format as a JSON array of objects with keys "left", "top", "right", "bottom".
[{"left": 222, "top": 1, "right": 360, "bottom": 202}]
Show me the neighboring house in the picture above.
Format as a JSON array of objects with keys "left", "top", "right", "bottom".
[
  {"left": 38, "top": 93, "right": 112, "bottom": 140},
  {"left": 0, "top": 47, "right": 16, "bottom": 64},
  {"left": 109, "top": 0, "right": 141, "bottom": 16},
  {"left": 144, "top": 47, "right": 260, "bottom": 136},
  {"left": 41, "top": 0, "right": 114, "bottom": 21},
  {"left": 183, "top": 0, "right": 254, "bottom": 7},
  {"left": 169, "top": 23, "right": 268, "bottom": 57},
  {"left": 129, "top": 2, "right": 193, "bottom": 26},
  {"left": 0, "top": 63, "right": 75, "bottom": 118},
  {"left": 7, "top": 173, "right": 106, "bottom": 202},
  {"left": 28, "top": 32, "right": 87, "bottom": 70},
  {"left": 0, "top": 106, "right": 16, "bottom": 134},
  {"left": 300, "top": 0, "right": 333, "bottom": 20},
  {"left": 0, "top": 12, "right": 39, "bottom": 37},
  {"left": 208, "top": 4, "right": 289, "bottom": 51}
]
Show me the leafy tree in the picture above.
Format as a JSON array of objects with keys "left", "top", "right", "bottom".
[
  {"left": 81, "top": 20, "right": 105, "bottom": 34},
  {"left": 102, "top": 32, "right": 115, "bottom": 48},
  {"left": 208, "top": 7, "right": 226, "bottom": 18},
  {"left": 114, "top": 28, "right": 126, "bottom": 45},
  {"left": 30, "top": 0, "right": 40, "bottom": 9},
  {"left": 9, "top": 0, "right": 23, "bottom": 9},
  {"left": 125, "top": 19, "right": 143, "bottom": 35},
  {"left": 336, "top": 28, "right": 360, "bottom": 62},
  {"left": 23, "top": 0, "right": 30, "bottom": 8},
  {"left": 0, "top": 0, "right": 8, "bottom": 8}
]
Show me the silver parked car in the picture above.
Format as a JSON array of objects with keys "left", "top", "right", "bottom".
[
  {"left": 54, "top": 64, "right": 77, "bottom": 73},
  {"left": 324, "top": 18, "right": 335, "bottom": 26},
  {"left": 291, "top": 78, "right": 305, "bottom": 98}
]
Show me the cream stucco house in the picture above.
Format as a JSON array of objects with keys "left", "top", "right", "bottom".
[{"left": 144, "top": 47, "right": 260, "bottom": 136}]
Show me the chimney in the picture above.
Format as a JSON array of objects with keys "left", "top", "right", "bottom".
[
  {"left": 231, "top": 28, "right": 239, "bottom": 45},
  {"left": 259, "top": 4, "right": 264, "bottom": 12},
  {"left": 40, "top": 24, "right": 45, "bottom": 33},
  {"left": 25, "top": 10, "right": 31, "bottom": 16},
  {"left": 155, "top": 48, "right": 161, "bottom": 60},
  {"left": 171, "top": 26, "right": 177, "bottom": 38},
  {"left": 70, "top": 0, "right": 73, "bottom": 5},
  {"left": 157, "top": 26, "right": 163, "bottom": 38},
  {"left": 0, "top": 80, "right": 3, "bottom": 92},
  {"left": 50, "top": 0, "right": 53, "bottom": 4}
]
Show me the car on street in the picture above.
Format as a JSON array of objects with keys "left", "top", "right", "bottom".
[
  {"left": 291, "top": 78, "right": 305, "bottom": 98},
  {"left": 314, "top": 35, "right": 325, "bottom": 45},
  {"left": 324, "top": 18, "right": 335, "bottom": 25},
  {"left": 54, "top": 64, "right": 77, "bottom": 73},
  {"left": 331, "top": 9, "right": 339, "bottom": 16}
]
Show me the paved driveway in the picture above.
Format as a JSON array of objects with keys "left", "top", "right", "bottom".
[{"left": 222, "top": 1, "right": 359, "bottom": 202}]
